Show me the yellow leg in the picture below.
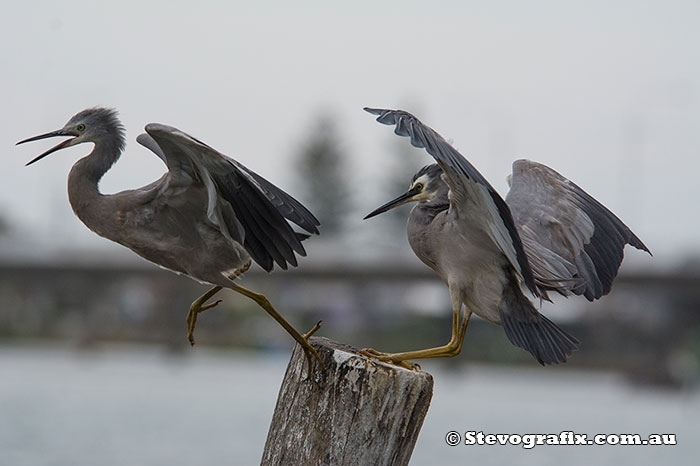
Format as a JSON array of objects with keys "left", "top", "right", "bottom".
[
  {"left": 187, "top": 286, "right": 223, "bottom": 346},
  {"left": 228, "top": 283, "right": 324, "bottom": 373},
  {"left": 362, "top": 299, "right": 472, "bottom": 370},
  {"left": 303, "top": 320, "right": 323, "bottom": 340},
  {"left": 455, "top": 308, "right": 471, "bottom": 354}
]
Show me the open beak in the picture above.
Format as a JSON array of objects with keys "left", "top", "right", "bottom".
[
  {"left": 364, "top": 186, "right": 422, "bottom": 219},
  {"left": 16, "top": 129, "right": 79, "bottom": 166}
]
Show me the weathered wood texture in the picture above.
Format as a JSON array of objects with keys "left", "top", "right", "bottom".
[{"left": 261, "top": 337, "right": 433, "bottom": 466}]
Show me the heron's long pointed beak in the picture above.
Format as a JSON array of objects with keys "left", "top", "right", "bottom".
[
  {"left": 17, "top": 129, "right": 79, "bottom": 166},
  {"left": 364, "top": 186, "right": 422, "bottom": 219}
]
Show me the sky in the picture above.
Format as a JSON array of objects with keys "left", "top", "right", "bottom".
[{"left": 2, "top": 0, "right": 698, "bottom": 268}]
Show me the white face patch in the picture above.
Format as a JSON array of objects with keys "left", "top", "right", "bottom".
[
  {"left": 410, "top": 174, "right": 430, "bottom": 190},
  {"left": 410, "top": 174, "right": 435, "bottom": 201}
]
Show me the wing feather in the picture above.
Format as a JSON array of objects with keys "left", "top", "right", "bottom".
[
  {"left": 506, "top": 159, "right": 651, "bottom": 300},
  {"left": 365, "top": 107, "right": 538, "bottom": 296},
  {"left": 236, "top": 165, "right": 320, "bottom": 234},
  {"left": 142, "top": 124, "right": 317, "bottom": 272}
]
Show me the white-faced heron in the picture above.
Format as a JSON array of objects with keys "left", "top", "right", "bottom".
[
  {"left": 362, "top": 107, "right": 651, "bottom": 368},
  {"left": 17, "top": 107, "right": 323, "bottom": 368}
]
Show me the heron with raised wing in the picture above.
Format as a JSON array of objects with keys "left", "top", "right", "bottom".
[
  {"left": 362, "top": 108, "right": 650, "bottom": 368},
  {"left": 17, "top": 108, "right": 323, "bottom": 368}
]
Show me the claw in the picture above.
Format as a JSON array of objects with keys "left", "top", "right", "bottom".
[
  {"left": 360, "top": 348, "right": 421, "bottom": 371},
  {"left": 303, "top": 320, "right": 323, "bottom": 340},
  {"left": 360, "top": 348, "right": 383, "bottom": 357},
  {"left": 300, "top": 321, "right": 325, "bottom": 376},
  {"left": 186, "top": 286, "right": 224, "bottom": 347},
  {"left": 225, "top": 282, "right": 325, "bottom": 376},
  {"left": 200, "top": 299, "right": 222, "bottom": 312}
]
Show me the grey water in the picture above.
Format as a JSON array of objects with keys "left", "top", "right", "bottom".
[{"left": 1, "top": 344, "right": 696, "bottom": 465}]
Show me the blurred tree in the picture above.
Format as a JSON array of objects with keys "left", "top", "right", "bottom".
[
  {"left": 295, "top": 114, "right": 350, "bottom": 236},
  {"left": 0, "top": 213, "right": 9, "bottom": 236}
]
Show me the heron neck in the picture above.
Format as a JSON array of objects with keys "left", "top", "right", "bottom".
[
  {"left": 410, "top": 199, "right": 449, "bottom": 226},
  {"left": 67, "top": 139, "right": 122, "bottom": 236}
]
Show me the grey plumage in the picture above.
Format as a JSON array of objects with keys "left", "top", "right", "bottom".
[
  {"left": 21, "top": 112, "right": 318, "bottom": 280},
  {"left": 365, "top": 107, "right": 539, "bottom": 297},
  {"left": 17, "top": 108, "right": 323, "bottom": 366},
  {"left": 499, "top": 268, "right": 579, "bottom": 365},
  {"left": 134, "top": 123, "right": 318, "bottom": 274},
  {"left": 506, "top": 160, "right": 650, "bottom": 300},
  {"left": 364, "top": 107, "right": 650, "bottom": 366}
]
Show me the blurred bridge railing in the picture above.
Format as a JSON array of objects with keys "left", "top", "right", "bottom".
[{"left": 0, "top": 259, "right": 698, "bottom": 386}]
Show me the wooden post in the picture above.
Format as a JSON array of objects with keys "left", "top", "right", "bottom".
[{"left": 261, "top": 337, "right": 434, "bottom": 466}]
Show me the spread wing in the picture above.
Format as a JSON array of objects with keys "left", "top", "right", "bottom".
[
  {"left": 506, "top": 159, "right": 651, "bottom": 301},
  {"left": 365, "top": 107, "right": 538, "bottom": 296},
  {"left": 137, "top": 125, "right": 319, "bottom": 272}
]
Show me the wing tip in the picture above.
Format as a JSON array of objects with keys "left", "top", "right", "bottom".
[
  {"left": 144, "top": 123, "right": 176, "bottom": 134},
  {"left": 135, "top": 133, "right": 152, "bottom": 147},
  {"left": 628, "top": 234, "right": 652, "bottom": 256},
  {"left": 363, "top": 106, "right": 384, "bottom": 115}
]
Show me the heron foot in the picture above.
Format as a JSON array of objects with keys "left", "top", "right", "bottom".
[
  {"left": 303, "top": 320, "right": 323, "bottom": 340},
  {"left": 186, "top": 286, "right": 223, "bottom": 346},
  {"left": 226, "top": 283, "right": 325, "bottom": 375},
  {"left": 360, "top": 348, "right": 422, "bottom": 371},
  {"left": 299, "top": 320, "right": 324, "bottom": 376},
  {"left": 187, "top": 300, "right": 222, "bottom": 345},
  {"left": 359, "top": 310, "right": 471, "bottom": 367}
]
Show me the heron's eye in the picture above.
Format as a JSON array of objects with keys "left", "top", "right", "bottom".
[
  {"left": 76, "top": 124, "right": 86, "bottom": 131},
  {"left": 414, "top": 183, "right": 424, "bottom": 191}
]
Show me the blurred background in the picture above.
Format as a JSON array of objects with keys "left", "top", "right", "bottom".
[{"left": 1, "top": 0, "right": 698, "bottom": 464}]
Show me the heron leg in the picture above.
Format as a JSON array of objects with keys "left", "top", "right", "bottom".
[
  {"left": 228, "top": 283, "right": 324, "bottom": 373},
  {"left": 361, "top": 296, "right": 472, "bottom": 370},
  {"left": 455, "top": 309, "right": 471, "bottom": 353},
  {"left": 187, "top": 286, "right": 223, "bottom": 346}
]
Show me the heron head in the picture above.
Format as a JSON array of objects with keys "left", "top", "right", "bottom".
[
  {"left": 17, "top": 107, "right": 125, "bottom": 166},
  {"left": 365, "top": 164, "right": 446, "bottom": 219}
]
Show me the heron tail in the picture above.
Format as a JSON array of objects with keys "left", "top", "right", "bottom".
[{"left": 499, "top": 270, "right": 579, "bottom": 365}]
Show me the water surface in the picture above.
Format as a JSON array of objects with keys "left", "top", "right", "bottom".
[{"left": 1, "top": 344, "right": 696, "bottom": 465}]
